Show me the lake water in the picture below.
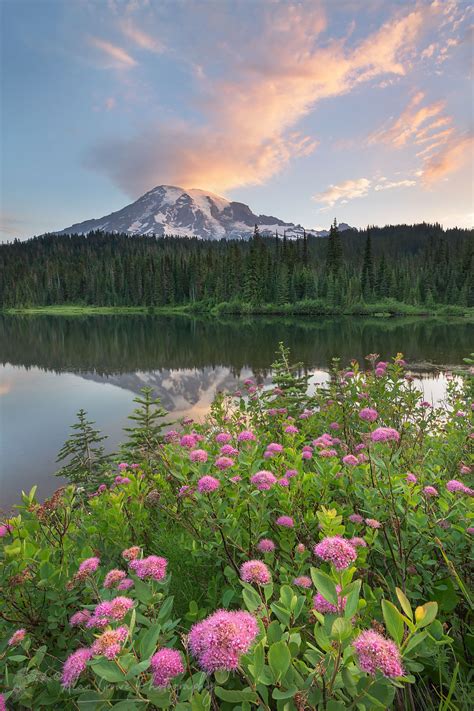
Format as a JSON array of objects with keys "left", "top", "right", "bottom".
[{"left": 1, "top": 314, "right": 472, "bottom": 509}]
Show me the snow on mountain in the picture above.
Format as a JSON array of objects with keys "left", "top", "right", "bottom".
[{"left": 56, "top": 185, "right": 351, "bottom": 240}]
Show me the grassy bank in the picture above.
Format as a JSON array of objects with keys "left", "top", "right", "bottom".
[{"left": 3, "top": 299, "right": 474, "bottom": 318}]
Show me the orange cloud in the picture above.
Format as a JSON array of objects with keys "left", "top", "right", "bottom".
[
  {"left": 368, "top": 92, "right": 447, "bottom": 147},
  {"left": 422, "top": 134, "right": 474, "bottom": 184},
  {"left": 120, "top": 19, "right": 164, "bottom": 53},
  {"left": 89, "top": 36, "right": 137, "bottom": 68}
]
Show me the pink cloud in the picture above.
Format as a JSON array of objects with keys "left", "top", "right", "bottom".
[
  {"left": 422, "top": 134, "right": 474, "bottom": 184},
  {"left": 88, "top": 36, "right": 137, "bottom": 68}
]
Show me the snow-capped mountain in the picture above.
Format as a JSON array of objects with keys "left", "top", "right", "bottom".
[{"left": 56, "top": 185, "right": 350, "bottom": 239}]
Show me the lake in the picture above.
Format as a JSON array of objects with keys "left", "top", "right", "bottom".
[{"left": 1, "top": 314, "right": 472, "bottom": 509}]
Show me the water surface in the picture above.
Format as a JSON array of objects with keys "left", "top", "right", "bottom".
[{"left": 1, "top": 314, "right": 471, "bottom": 508}]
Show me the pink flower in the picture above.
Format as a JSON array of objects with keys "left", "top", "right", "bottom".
[
  {"left": 220, "top": 444, "right": 238, "bottom": 456},
  {"left": 0, "top": 694, "right": 5, "bottom": 711},
  {"left": 164, "top": 430, "right": 179, "bottom": 442},
  {"left": 353, "top": 629, "right": 404, "bottom": 678},
  {"left": 61, "top": 648, "right": 92, "bottom": 687},
  {"left": 190, "top": 449, "right": 208, "bottom": 463},
  {"left": 354, "top": 443, "right": 366, "bottom": 452},
  {"left": 467, "top": 527, "right": 474, "bottom": 535},
  {"left": 215, "top": 456, "right": 234, "bottom": 470},
  {"left": 230, "top": 475, "right": 242, "bottom": 483},
  {"left": 178, "top": 485, "right": 193, "bottom": 497},
  {"left": 0, "top": 524, "right": 12, "bottom": 537},
  {"left": 277, "top": 477, "right": 289, "bottom": 487},
  {"left": 257, "top": 538, "right": 275, "bottom": 553},
  {"left": 365, "top": 518, "right": 381, "bottom": 529},
  {"left": 359, "top": 408, "right": 378, "bottom": 422},
  {"left": 122, "top": 546, "right": 141, "bottom": 561},
  {"left": 406, "top": 473, "right": 417, "bottom": 484},
  {"left": 8, "top": 628, "right": 26, "bottom": 646},
  {"left": 302, "top": 450, "right": 312, "bottom": 460},
  {"left": 446, "top": 479, "right": 473, "bottom": 495},
  {"left": 117, "top": 578, "right": 134, "bottom": 590},
  {"left": 319, "top": 448, "right": 338, "bottom": 458},
  {"left": 296, "top": 543, "right": 306, "bottom": 553},
  {"left": 423, "top": 486, "right": 439, "bottom": 498},
  {"left": 276, "top": 515, "right": 294, "bottom": 528},
  {"left": 118, "top": 462, "right": 128, "bottom": 470},
  {"left": 251, "top": 470, "right": 276, "bottom": 490},
  {"left": 104, "top": 569, "right": 127, "bottom": 588},
  {"left": 70, "top": 610, "right": 92, "bottom": 627},
  {"left": 349, "top": 514, "right": 363, "bottom": 524},
  {"left": 189, "top": 610, "right": 258, "bottom": 673},
  {"left": 313, "top": 584, "right": 346, "bottom": 614},
  {"left": 313, "top": 434, "right": 333, "bottom": 448},
  {"left": 313, "top": 536, "right": 357, "bottom": 570},
  {"left": 107, "top": 596, "right": 134, "bottom": 620},
  {"left": 284, "top": 425, "right": 299, "bottom": 434},
  {"left": 198, "top": 476, "right": 220, "bottom": 493},
  {"left": 371, "top": 427, "right": 400, "bottom": 443},
  {"left": 329, "top": 422, "right": 340, "bottom": 430},
  {"left": 129, "top": 555, "right": 168, "bottom": 581},
  {"left": 180, "top": 434, "right": 198, "bottom": 449},
  {"left": 342, "top": 454, "right": 359, "bottom": 466},
  {"left": 350, "top": 537, "right": 367, "bottom": 547},
  {"left": 237, "top": 430, "right": 256, "bottom": 442},
  {"left": 216, "top": 432, "right": 232, "bottom": 444},
  {"left": 240, "top": 560, "right": 271, "bottom": 585},
  {"left": 285, "top": 469, "right": 298, "bottom": 478},
  {"left": 460, "top": 465, "right": 471, "bottom": 475},
  {"left": 91, "top": 627, "right": 128, "bottom": 660},
  {"left": 293, "top": 576, "right": 312, "bottom": 588},
  {"left": 75, "top": 556, "right": 100, "bottom": 581},
  {"left": 151, "top": 648, "right": 185, "bottom": 687}
]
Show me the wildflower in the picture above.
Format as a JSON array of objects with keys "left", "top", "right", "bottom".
[
  {"left": 365, "top": 518, "right": 381, "bottom": 529},
  {"left": 349, "top": 514, "right": 364, "bottom": 524},
  {"left": 313, "top": 585, "right": 346, "bottom": 614},
  {"left": 293, "top": 576, "right": 312, "bottom": 588},
  {"left": 198, "top": 476, "right": 220, "bottom": 493},
  {"left": 419, "top": 401, "right": 431, "bottom": 408},
  {"left": 61, "top": 648, "right": 92, "bottom": 687},
  {"left": 188, "top": 609, "right": 258, "bottom": 673},
  {"left": 215, "top": 456, "right": 234, "bottom": 470},
  {"left": 116, "top": 476, "right": 131, "bottom": 485},
  {"left": 230, "top": 475, "right": 242, "bottom": 483},
  {"left": 122, "top": 546, "right": 141, "bottom": 561},
  {"left": 104, "top": 569, "right": 127, "bottom": 588},
  {"left": 313, "top": 536, "right": 357, "bottom": 570},
  {"left": 178, "top": 485, "right": 193, "bottom": 497},
  {"left": 117, "top": 578, "right": 134, "bottom": 590},
  {"left": 91, "top": 627, "right": 128, "bottom": 660},
  {"left": 216, "top": 432, "right": 232, "bottom": 444},
  {"left": 257, "top": 538, "right": 275, "bottom": 553},
  {"left": 118, "top": 462, "right": 128, "bottom": 470},
  {"left": 240, "top": 560, "right": 271, "bottom": 585},
  {"left": 0, "top": 694, "right": 5, "bottom": 711},
  {"left": 129, "top": 555, "right": 168, "bottom": 581},
  {"left": 237, "top": 430, "right": 256, "bottom": 442},
  {"left": 296, "top": 543, "right": 306, "bottom": 553},
  {"left": 98, "top": 484, "right": 107, "bottom": 493},
  {"left": 75, "top": 556, "right": 100, "bottom": 581},
  {"left": 370, "top": 427, "right": 400, "bottom": 443},
  {"left": 423, "top": 486, "right": 439, "bottom": 498},
  {"left": 302, "top": 450, "right": 312, "bottom": 460},
  {"left": 276, "top": 515, "right": 294, "bottom": 528},
  {"left": 284, "top": 425, "right": 299, "bottom": 434},
  {"left": 342, "top": 454, "right": 359, "bottom": 466},
  {"left": 190, "top": 449, "right": 208, "bottom": 463},
  {"left": 359, "top": 408, "right": 378, "bottom": 422},
  {"left": 406, "top": 473, "right": 417, "bottom": 484},
  {"left": 353, "top": 629, "right": 404, "bottom": 678},
  {"left": 354, "top": 443, "right": 366, "bottom": 452},
  {"left": 467, "top": 527, "right": 474, "bottom": 535},
  {"left": 460, "top": 464, "right": 471, "bottom": 474},
  {"left": 329, "top": 422, "right": 340, "bottom": 430},
  {"left": 285, "top": 469, "right": 298, "bottom": 478},
  {"left": 151, "top": 648, "right": 185, "bottom": 687},
  {"left": 69, "top": 610, "right": 92, "bottom": 627},
  {"left": 319, "top": 448, "right": 338, "bottom": 457},
  {"left": 264, "top": 442, "right": 284, "bottom": 457},
  {"left": 350, "top": 537, "right": 367, "bottom": 547},
  {"left": 180, "top": 434, "right": 198, "bottom": 449},
  {"left": 446, "top": 480, "right": 473, "bottom": 495},
  {"left": 164, "top": 430, "right": 179, "bottom": 442},
  {"left": 277, "top": 477, "right": 289, "bottom": 487},
  {"left": 0, "top": 524, "right": 12, "bottom": 537},
  {"left": 8, "top": 628, "right": 26, "bottom": 646},
  {"left": 220, "top": 444, "right": 239, "bottom": 456},
  {"left": 251, "top": 471, "right": 276, "bottom": 490},
  {"left": 313, "top": 434, "right": 334, "bottom": 448},
  {"left": 107, "top": 596, "right": 134, "bottom": 620}
]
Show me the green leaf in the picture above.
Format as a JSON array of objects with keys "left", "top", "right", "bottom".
[
  {"left": 272, "top": 687, "right": 298, "bottom": 700},
  {"left": 415, "top": 602, "right": 438, "bottom": 628},
  {"left": 331, "top": 617, "right": 352, "bottom": 641},
  {"left": 77, "top": 691, "right": 104, "bottom": 709},
  {"left": 251, "top": 640, "right": 265, "bottom": 681},
  {"left": 112, "top": 702, "right": 139, "bottom": 710},
  {"left": 404, "top": 631, "right": 428, "bottom": 653},
  {"left": 268, "top": 640, "right": 291, "bottom": 682},
  {"left": 382, "top": 599, "right": 404, "bottom": 645},
  {"left": 214, "top": 687, "right": 258, "bottom": 703},
  {"left": 139, "top": 625, "right": 162, "bottom": 659},
  {"left": 158, "top": 596, "right": 174, "bottom": 622},
  {"left": 91, "top": 659, "right": 126, "bottom": 682},
  {"left": 146, "top": 687, "right": 172, "bottom": 707},
  {"left": 344, "top": 580, "right": 361, "bottom": 619},
  {"left": 310, "top": 568, "right": 338, "bottom": 607},
  {"left": 395, "top": 587, "right": 413, "bottom": 620},
  {"left": 125, "top": 659, "right": 150, "bottom": 679}
]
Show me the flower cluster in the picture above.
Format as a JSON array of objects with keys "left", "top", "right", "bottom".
[
  {"left": 150, "top": 648, "right": 185, "bottom": 687},
  {"left": 353, "top": 629, "right": 404, "bottom": 677},
  {"left": 129, "top": 555, "right": 168, "bottom": 581},
  {"left": 313, "top": 536, "right": 358, "bottom": 570},
  {"left": 188, "top": 609, "right": 258, "bottom": 672},
  {"left": 240, "top": 560, "right": 271, "bottom": 585}
]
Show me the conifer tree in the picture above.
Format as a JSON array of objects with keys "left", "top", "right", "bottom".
[{"left": 56, "top": 409, "right": 109, "bottom": 488}]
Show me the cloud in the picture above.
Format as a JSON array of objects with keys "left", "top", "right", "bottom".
[
  {"left": 422, "top": 133, "right": 474, "bottom": 184},
  {"left": 374, "top": 179, "right": 417, "bottom": 191},
  {"left": 120, "top": 19, "right": 164, "bottom": 53},
  {"left": 368, "top": 91, "right": 447, "bottom": 148},
  {"left": 313, "top": 178, "right": 372, "bottom": 208},
  {"left": 88, "top": 36, "right": 137, "bottom": 68},
  {"left": 87, "top": 1, "right": 436, "bottom": 196}
]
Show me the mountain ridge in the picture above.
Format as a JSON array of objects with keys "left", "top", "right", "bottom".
[{"left": 56, "top": 184, "right": 350, "bottom": 239}]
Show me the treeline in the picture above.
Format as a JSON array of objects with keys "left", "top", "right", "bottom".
[{"left": 1, "top": 222, "right": 472, "bottom": 309}]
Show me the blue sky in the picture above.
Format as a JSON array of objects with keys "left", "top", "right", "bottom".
[{"left": 1, "top": 0, "right": 472, "bottom": 239}]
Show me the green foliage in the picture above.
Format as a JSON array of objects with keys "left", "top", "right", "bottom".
[
  {"left": 56, "top": 408, "right": 109, "bottom": 488},
  {"left": 122, "top": 386, "right": 170, "bottom": 465}
]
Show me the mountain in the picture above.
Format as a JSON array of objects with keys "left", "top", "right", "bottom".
[{"left": 56, "top": 185, "right": 350, "bottom": 239}]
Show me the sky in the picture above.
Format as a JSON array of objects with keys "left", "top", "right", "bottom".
[{"left": 1, "top": 0, "right": 473, "bottom": 240}]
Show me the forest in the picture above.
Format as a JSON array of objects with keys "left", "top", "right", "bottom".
[{"left": 1, "top": 222, "right": 472, "bottom": 312}]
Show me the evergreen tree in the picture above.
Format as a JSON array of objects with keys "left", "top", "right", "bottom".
[
  {"left": 122, "top": 387, "right": 169, "bottom": 466},
  {"left": 361, "top": 228, "right": 374, "bottom": 301},
  {"left": 56, "top": 409, "right": 109, "bottom": 488}
]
